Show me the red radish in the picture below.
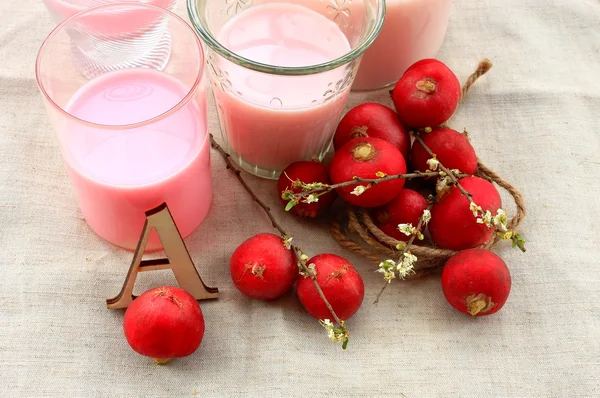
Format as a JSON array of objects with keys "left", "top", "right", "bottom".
[
  {"left": 277, "top": 161, "right": 337, "bottom": 218},
  {"left": 372, "top": 189, "right": 428, "bottom": 241},
  {"left": 333, "top": 103, "right": 410, "bottom": 159},
  {"left": 441, "top": 248, "right": 511, "bottom": 316},
  {"left": 411, "top": 127, "right": 478, "bottom": 174},
  {"left": 329, "top": 137, "right": 406, "bottom": 208},
  {"left": 123, "top": 286, "right": 205, "bottom": 363},
  {"left": 297, "top": 254, "right": 364, "bottom": 320},
  {"left": 428, "top": 176, "right": 501, "bottom": 250},
  {"left": 230, "top": 233, "right": 297, "bottom": 300},
  {"left": 392, "top": 58, "right": 461, "bottom": 128}
]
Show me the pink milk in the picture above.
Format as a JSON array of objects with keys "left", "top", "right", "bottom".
[
  {"left": 352, "top": 0, "right": 453, "bottom": 91},
  {"left": 63, "top": 68, "right": 211, "bottom": 251},
  {"left": 212, "top": 3, "right": 352, "bottom": 175}
]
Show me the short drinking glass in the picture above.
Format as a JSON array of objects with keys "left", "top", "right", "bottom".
[{"left": 36, "top": 4, "right": 211, "bottom": 251}]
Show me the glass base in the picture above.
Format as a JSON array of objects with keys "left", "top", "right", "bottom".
[
  {"left": 350, "top": 79, "right": 397, "bottom": 92},
  {"left": 224, "top": 142, "right": 332, "bottom": 180}
]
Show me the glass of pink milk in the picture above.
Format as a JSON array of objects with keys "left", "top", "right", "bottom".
[
  {"left": 188, "top": 0, "right": 385, "bottom": 179},
  {"left": 352, "top": 0, "right": 453, "bottom": 91},
  {"left": 42, "top": 0, "right": 179, "bottom": 79},
  {"left": 36, "top": 4, "right": 212, "bottom": 252}
]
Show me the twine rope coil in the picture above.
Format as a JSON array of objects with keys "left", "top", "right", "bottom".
[{"left": 330, "top": 159, "right": 526, "bottom": 275}]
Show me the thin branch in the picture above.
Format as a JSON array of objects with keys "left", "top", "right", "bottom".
[
  {"left": 413, "top": 133, "right": 473, "bottom": 201},
  {"left": 287, "top": 170, "right": 469, "bottom": 203},
  {"left": 290, "top": 246, "right": 345, "bottom": 328},
  {"left": 413, "top": 132, "right": 526, "bottom": 252},
  {"left": 373, "top": 202, "right": 434, "bottom": 304},
  {"left": 210, "top": 134, "right": 349, "bottom": 346},
  {"left": 210, "top": 135, "right": 286, "bottom": 236}
]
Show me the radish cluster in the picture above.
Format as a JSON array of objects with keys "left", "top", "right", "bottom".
[
  {"left": 275, "top": 58, "right": 514, "bottom": 318},
  {"left": 118, "top": 58, "right": 514, "bottom": 363}
]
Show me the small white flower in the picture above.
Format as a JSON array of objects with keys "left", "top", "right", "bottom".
[
  {"left": 299, "top": 253, "right": 309, "bottom": 263},
  {"left": 283, "top": 236, "right": 293, "bottom": 250},
  {"left": 426, "top": 157, "right": 440, "bottom": 171},
  {"left": 436, "top": 176, "right": 453, "bottom": 198},
  {"left": 422, "top": 209, "right": 432, "bottom": 224},
  {"left": 377, "top": 259, "right": 397, "bottom": 283},
  {"left": 396, "top": 252, "right": 417, "bottom": 278},
  {"left": 469, "top": 202, "right": 482, "bottom": 217},
  {"left": 493, "top": 209, "right": 509, "bottom": 232},
  {"left": 398, "top": 223, "right": 417, "bottom": 237},
  {"left": 305, "top": 182, "right": 328, "bottom": 190},
  {"left": 303, "top": 194, "right": 319, "bottom": 204},
  {"left": 319, "top": 319, "right": 346, "bottom": 344},
  {"left": 299, "top": 263, "right": 316, "bottom": 278},
  {"left": 477, "top": 210, "right": 493, "bottom": 226},
  {"left": 351, "top": 185, "right": 368, "bottom": 196}
]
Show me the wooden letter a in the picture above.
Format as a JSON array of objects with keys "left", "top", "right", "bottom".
[{"left": 106, "top": 203, "right": 218, "bottom": 309}]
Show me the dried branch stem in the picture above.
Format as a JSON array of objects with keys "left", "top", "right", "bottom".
[
  {"left": 373, "top": 202, "right": 434, "bottom": 304},
  {"left": 287, "top": 171, "right": 469, "bottom": 202},
  {"left": 210, "top": 134, "right": 349, "bottom": 344}
]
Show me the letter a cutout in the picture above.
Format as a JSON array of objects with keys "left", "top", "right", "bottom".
[{"left": 106, "top": 203, "right": 218, "bottom": 309}]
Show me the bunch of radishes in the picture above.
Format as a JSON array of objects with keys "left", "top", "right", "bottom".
[
  {"left": 273, "top": 58, "right": 518, "bottom": 318},
  {"left": 119, "top": 59, "right": 520, "bottom": 363}
]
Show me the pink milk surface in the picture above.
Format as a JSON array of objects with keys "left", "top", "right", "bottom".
[
  {"left": 213, "top": 3, "right": 352, "bottom": 174},
  {"left": 63, "top": 68, "right": 211, "bottom": 251},
  {"left": 352, "top": 0, "right": 453, "bottom": 91}
]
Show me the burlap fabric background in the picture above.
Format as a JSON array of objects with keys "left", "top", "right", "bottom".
[{"left": 1, "top": 0, "right": 599, "bottom": 396}]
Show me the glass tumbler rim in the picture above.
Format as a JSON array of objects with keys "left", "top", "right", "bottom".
[
  {"left": 35, "top": 2, "right": 205, "bottom": 131},
  {"left": 186, "top": 0, "right": 386, "bottom": 76}
]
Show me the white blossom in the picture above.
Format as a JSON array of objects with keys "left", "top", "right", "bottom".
[
  {"left": 319, "top": 319, "right": 347, "bottom": 344},
  {"left": 493, "top": 209, "right": 509, "bottom": 231},
  {"left": 303, "top": 194, "right": 319, "bottom": 204},
  {"left": 377, "top": 259, "right": 397, "bottom": 283},
  {"left": 351, "top": 185, "right": 368, "bottom": 196},
  {"left": 469, "top": 202, "right": 482, "bottom": 217},
  {"left": 476, "top": 210, "right": 493, "bottom": 226},
  {"left": 436, "top": 175, "right": 453, "bottom": 198},
  {"left": 426, "top": 157, "right": 440, "bottom": 171},
  {"left": 283, "top": 236, "right": 293, "bottom": 250},
  {"left": 398, "top": 223, "right": 417, "bottom": 237},
  {"left": 299, "top": 263, "right": 316, "bottom": 277},
  {"left": 422, "top": 209, "right": 432, "bottom": 224},
  {"left": 397, "top": 252, "right": 417, "bottom": 278}
]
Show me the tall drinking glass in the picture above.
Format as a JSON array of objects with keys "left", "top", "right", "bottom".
[
  {"left": 188, "top": 0, "right": 385, "bottom": 179},
  {"left": 36, "top": 4, "right": 211, "bottom": 252},
  {"left": 42, "top": 0, "right": 179, "bottom": 79}
]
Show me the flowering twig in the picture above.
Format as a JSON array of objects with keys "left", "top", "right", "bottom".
[
  {"left": 282, "top": 170, "right": 469, "bottom": 209},
  {"left": 373, "top": 203, "right": 434, "bottom": 304},
  {"left": 210, "top": 134, "right": 349, "bottom": 349},
  {"left": 413, "top": 132, "right": 526, "bottom": 252}
]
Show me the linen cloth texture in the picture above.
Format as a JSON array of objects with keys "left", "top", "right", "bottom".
[{"left": 0, "top": 0, "right": 599, "bottom": 396}]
